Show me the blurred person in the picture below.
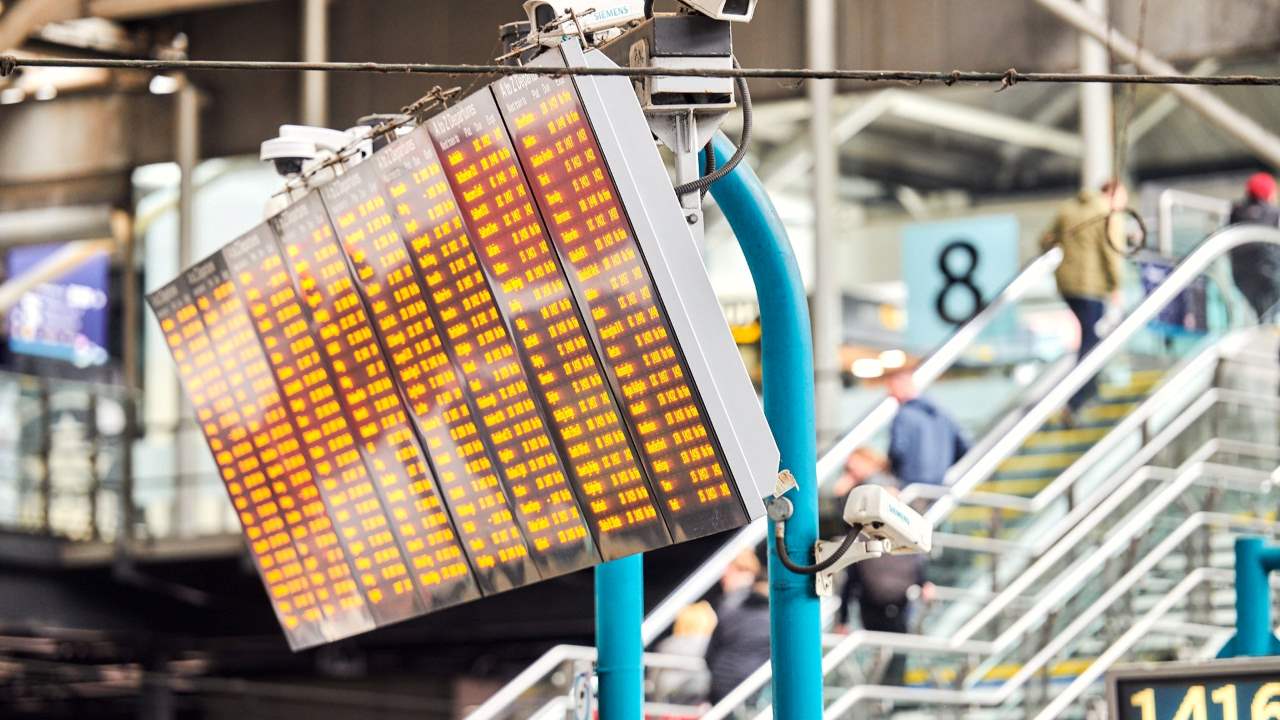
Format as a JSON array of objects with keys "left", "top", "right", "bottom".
[
  {"left": 1227, "top": 172, "right": 1280, "bottom": 322},
  {"left": 704, "top": 549, "right": 770, "bottom": 703},
  {"left": 885, "top": 366, "right": 971, "bottom": 488},
  {"left": 834, "top": 447, "right": 891, "bottom": 497},
  {"left": 824, "top": 447, "right": 892, "bottom": 538},
  {"left": 649, "top": 601, "right": 717, "bottom": 704},
  {"left": 1040, "top": 180, "right": 1128, "bottom": 421},
  {"left": 835, "top": 488, "right": 935, "bottom": 685}
]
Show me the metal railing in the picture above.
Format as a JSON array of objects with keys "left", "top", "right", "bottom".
[
  {"left": 463, "top": 645, "right": 709, "bottom": 720},
  {"left": 703, "top": 447, "right": 1277, "bottom": 719},
  {"left": 818, "top": 512, "right": 1277, "bottom": 718},
  {"left": 701, "top": 325, "right": 1279, "bottom": 715},
  {"left": 823, "top": 565, "right": 1237, "bottom": 719},
  {"left": 921, "top": 223, "right": 1280, "bottom": 524}
]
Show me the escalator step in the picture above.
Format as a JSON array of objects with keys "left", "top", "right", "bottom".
[
  {"left": 1022, "top": 427, "right": 1110, "bottom": 449},
  {"left": 995, "top": 452, "right": 1081, "bottom": 474}
]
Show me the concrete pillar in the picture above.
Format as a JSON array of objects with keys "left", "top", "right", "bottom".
[
  {"left": 807, "top": 0, "right": 841, "bottom": 448},
  {"left": 173, "top": 78, "right": 199, "bottom": 536},
  {"left": 302, "top": 0, "right": 329, "bottom": 127},
  {"left": 1077, "top": 0, "right": 1112, "bottom": 190}
]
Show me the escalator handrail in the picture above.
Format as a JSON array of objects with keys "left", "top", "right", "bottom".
[
  {"left": 701, "top": 436, "right": 1278, "bottom": 719},
  {"left": 923, "top": 223, "right": 1280, "bottom": 525},
  {"left": 822, "top": 564, "right": 1236, "bottom": 719},
  {"left": 900, "top": 332, "right": 1275, "bottom": 514},
  {"left": 929, "top": 386, "right": 1276, "bottom": 559},
  {"left": 901, "top": 330, "right": 1269, "bottom": 509},
  {"left": 775, "top": 512, "right": 1274, "bottom": 720}
]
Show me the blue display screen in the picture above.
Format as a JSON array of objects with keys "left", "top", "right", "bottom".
[{"left": 7, "top": 243, "right": 110, "bottom": 367}]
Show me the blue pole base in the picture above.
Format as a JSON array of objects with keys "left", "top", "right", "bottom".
[{"left": 596, "top": 554, "right": 644, "bottom": 720}]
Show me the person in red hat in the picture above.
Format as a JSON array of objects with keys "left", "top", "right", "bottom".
[{"left": 1228, "top": 172, "right": 1280, "bottom": 321}]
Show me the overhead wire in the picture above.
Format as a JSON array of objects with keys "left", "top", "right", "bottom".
[{"left": 4, "top": 55, "right": 1280, "bottom": 87}]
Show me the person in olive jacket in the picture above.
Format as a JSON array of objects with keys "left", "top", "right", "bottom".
[{"left": 1041, "top": 180, "right": 1128, "bottom": 421}]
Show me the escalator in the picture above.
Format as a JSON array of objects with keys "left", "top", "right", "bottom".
[
  {"left": 710, "top": 224, "right": 1280, "bottom": 719},
  {"left": 470, "top": 224, "right": 1280, "bottom": 720}
]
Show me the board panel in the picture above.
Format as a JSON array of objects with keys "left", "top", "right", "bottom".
[
  {"left": 320, "top": 161, "right": 599, "bottom": 583},
  {"left": 268, "top": 198, "right": 483, "bottom": 610},
  {"left": 427, "top": 91, "right": 672, "bottom": 558},
  {"left": 184, "top": 253, "right": 377, "bottom": 644},
  {"left": 369, "top": 130, "right": 609, "bottom": 569},
  {"left": 151, "top": 272, "right": 343, "bottom": 650},
  {"left": 493, "top": 71, "right": 746, "bottom": 542}
]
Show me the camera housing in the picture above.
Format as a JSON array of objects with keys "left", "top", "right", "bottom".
[{"left": 842, "top": 484, "right": 932, "bottom": 554}]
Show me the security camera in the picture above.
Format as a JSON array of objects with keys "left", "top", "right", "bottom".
[
  {"left": 260, "top": 124, "right": 370, "bottom": 217},
  {"left": 521, "top": 0, "right": 755, "bottom": 48},
  {"left": 842, "top": 484, "right": 932, "bottom": 555},
  {"left": 259, "top": 124, "right": 351, "bottom": 178},
  {"left": 769, "top": 482, "right": 931, "bottom": 596},
  {"left": 677, "top": 0, "right": 756, "bottom": 22},
  {"left": 523, "top": 0, "right": 645, "bottom": 47}
]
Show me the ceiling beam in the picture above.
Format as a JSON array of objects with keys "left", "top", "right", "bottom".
[
  {"left": 1126, "top": 58, "right": 1220, "bottom": 147},
  {"left": 1035, "top": 0, "right": 1280, "bottom": 167},
  {"left": 1, "top": 0, "right": 271, "bottom": 52},
  {"left": 0, "top": 0, "right": 79, "bottom": 53},
  {"left": 758, "top": 89, "right": 1083, "bottom": 190},
  {"left": 87, "top": 0, "right": 272, "bottom": 21}
]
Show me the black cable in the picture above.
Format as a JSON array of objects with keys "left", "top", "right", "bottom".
[
  {"left": 699, "top": 140, "right": 716, "bottom": 198},
  {"left": 5, "top": 55, "right": 1280, "bottom": 87},
  {"left": 672, "top": 72, "right": 751, "bottom": 196},
  {"left": 774, "top": 522, "right": 863, "bottom": 575}
]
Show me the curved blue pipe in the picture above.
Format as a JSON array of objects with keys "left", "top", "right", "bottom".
[{"left": 707, "top": 132, "right": 822, "bottom": 718}]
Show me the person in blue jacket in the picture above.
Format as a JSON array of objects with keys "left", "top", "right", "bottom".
[{"left": 884, "top": 365, "right": 971, "bottom": 488}]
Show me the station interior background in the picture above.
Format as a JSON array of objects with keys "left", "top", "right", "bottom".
[{"left": 2, "top": 0, "right": 1280, "bottom": 718}]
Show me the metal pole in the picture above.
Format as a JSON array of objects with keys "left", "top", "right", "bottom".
[
  {"left": 808, "top": 0, "right": 839, "bottom": 448},
  {"left": 595, "top": 554, "right": 643, "bottom": 720},
  {"left": 301, "top": 0, "right": 329, "bottom": 127},
  {"left": 38, "top": 380, "right": 52, "bottom": 533},
  {"left": 1077, "top": 0, "right": 1111, "bottom": 190},
  {"left": 708, "top": 132, "right": 822, "bottom": 718},
  {"left": 173, "top": 76, "right": 199, "bottom": 536},
  {"left": 807, "top": 0, "right": 841, "bottom": 450},
  {"left": 1035, "top": 0, "right": 1280, "bottom": 167},
  {"left": 118, "top": 210, "right": 139, "bottom": 547}
]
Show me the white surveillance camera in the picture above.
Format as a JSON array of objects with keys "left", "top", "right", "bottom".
[
  {"left": 260, "top": 124, "right": 352, "bottom": 178},
  {"left": 523, "top": 0, "right": 645, "bottom": 46},
  {"left": 842, "top": 485, "right": 932, "bottom": 554},
  {"left": 677, "top": 0, "right": 756, "bottom": 22}
]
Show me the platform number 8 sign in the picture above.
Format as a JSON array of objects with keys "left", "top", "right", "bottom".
[
  {"left": 902, "top": 215, "right": 1018, "bottom": 351},
  {"left": 935, "top": 239, "right": 985, "bottom": 326}
]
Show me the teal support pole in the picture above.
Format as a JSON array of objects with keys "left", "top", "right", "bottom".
[
  {"left": 596, "top": 553, "right": 644, "bottom": 720},
  {"left": 707, "top": 132, "right": 823, "bottom": 718},
  {"left": 1225, "top": 537, "right": 1280, "bottom": 657}
]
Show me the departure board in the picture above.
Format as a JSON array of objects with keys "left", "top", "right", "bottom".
[
  {"left": 148, "top": 40, "right": 777, "bottom": 649},
  {"left": 493, "top": 71, "right": 745, "bottom": 541},
  {"left": 151, "top": 277, "right": 331, "bottom": 649},
  {"left": 427, "top": 95, "right": 673, "bottom": 558},
  {"left": 269, "top": 198, "right": 483, "bottom": 612}
]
